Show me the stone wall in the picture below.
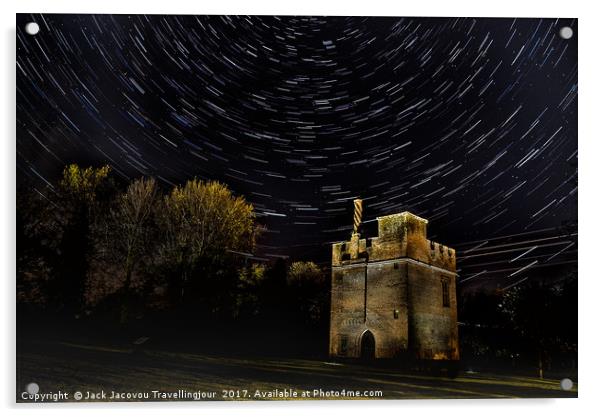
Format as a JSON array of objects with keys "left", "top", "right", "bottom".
[
  {"left": 406, "top": 262, "right": 459, "bottom": 360},
  {"left": 329, "top": 264, "right": 365, "bottom": 357},
  {"left": 329, "top": 261, "right": 410, "bottom": 358},
  {"left": 366, "top": 261, "right": 408, "bottom": 357}
]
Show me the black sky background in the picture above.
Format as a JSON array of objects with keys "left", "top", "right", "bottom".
[{"left": 16, "top": 14, "right": 577, "bottom": 289}]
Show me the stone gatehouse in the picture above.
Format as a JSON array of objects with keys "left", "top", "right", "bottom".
[{"left": 329, "top": 201, "right": 459, "bottom": 361}]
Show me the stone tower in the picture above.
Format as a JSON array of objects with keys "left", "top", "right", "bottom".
[{"left": 329, "top": 200, "right": 459, "bottom": 361}]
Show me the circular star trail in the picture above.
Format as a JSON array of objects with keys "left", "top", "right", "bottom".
[{"left": 16, "top": 14, "right": 577, "bottom": 284}]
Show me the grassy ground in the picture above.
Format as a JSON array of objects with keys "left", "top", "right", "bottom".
[{"left": 16, "top": 338, "right": 577, "bottom": 402}]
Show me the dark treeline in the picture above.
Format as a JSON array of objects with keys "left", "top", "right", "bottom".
[
  {"left": 17, "top": 164, "right": 577, "bottom": 372},
  {"left": 17, "top": 164, "right": 329, "bottom": 356},
  {"left": 459, "top": 266, "right": 577, "bottom": 378}
]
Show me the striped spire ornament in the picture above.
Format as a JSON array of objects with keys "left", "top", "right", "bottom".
[{"left": 353, "top": 198, "right": 363, "bottom": 235}]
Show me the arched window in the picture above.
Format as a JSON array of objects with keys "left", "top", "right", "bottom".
[{"left": 441, "top": 277, "right": 450, "bottom": 307}]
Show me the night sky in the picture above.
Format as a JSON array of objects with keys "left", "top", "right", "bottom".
[{"left": 16, "top": 14, "right": 577, "bottom": 290}]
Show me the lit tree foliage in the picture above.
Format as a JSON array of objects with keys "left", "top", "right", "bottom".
[
  {"left": 157, "top": 179, "right": 258, "bottom": 306},
  {"left": 59, "top": 164, "right": 111, "bottom": 203},
  {"left": 235, "top": 263, "right": 267, "bottom": 318}
]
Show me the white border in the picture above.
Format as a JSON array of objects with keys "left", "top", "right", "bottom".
[{"left": 2, "top": 1, "right": 600, "bottom": 417}]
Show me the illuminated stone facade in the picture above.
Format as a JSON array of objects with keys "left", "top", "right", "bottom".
[{"left": 329, "top": 211, "right": 459, "bottom": 361}]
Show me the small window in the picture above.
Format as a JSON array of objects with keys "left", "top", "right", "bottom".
[
  {"left": 339, "top": 335, "right": 348, "bottom": 355},
  {"left": 394, "top": 263, "right": 399, "bottom": 270},
  {"left": 393, "top": 309, "right": 399, "bottom": 319},
  {"left": 441, "top": 278, "right": 450, "bottom": 307},
  {"left": 366, "top": 239, "right": 372, "bottom": 248},
  {"left": 430, "top": 241, "right": 435, "bottom": 251}
]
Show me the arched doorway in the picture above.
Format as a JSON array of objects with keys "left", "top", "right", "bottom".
[{"left": 360, "top": 330, "right": 375, "bottom": 360}]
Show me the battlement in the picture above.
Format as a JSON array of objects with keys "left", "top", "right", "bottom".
[{"left": 332, "top": 210, "right": 455, "bottom": 271}]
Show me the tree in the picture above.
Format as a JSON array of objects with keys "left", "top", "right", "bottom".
[
  {"left": 91, "top": 177, "right": 160, "bottom": 322},
  {"left": 59, "top": 164, "right": 112, "bottom": 203},
  {"left": 234, "top": 263, "right": 267, "bottom": 319},
  {"left": 286, "top": 261, "right": 328, "bottom": 325},
  {"left": 157, "top": 179, "right": 258, "bottom": 310},
  {"left": 16, "top": 187, "right": 56, "bottom": 307},
  {"left": 500, "top": 282, "right": 561, "bottom": 378},
  {"left": 52, "top": 164, "right": 114, "bottom": 314},
  {"left": 458, "top": 291, "right": 513, "bottom": 366}
]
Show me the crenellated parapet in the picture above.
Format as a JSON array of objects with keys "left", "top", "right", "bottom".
[{"left": 331, "top": 211, "right": 455, "bottom": 271}]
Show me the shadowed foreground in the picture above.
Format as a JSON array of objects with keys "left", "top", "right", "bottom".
[{"left": 17, "top": 339, "right": 577, "bottom": 402}]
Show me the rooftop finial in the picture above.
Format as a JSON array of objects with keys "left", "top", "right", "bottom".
[{"left": 353, "top": 198, "right": 363, "bottom": 235}]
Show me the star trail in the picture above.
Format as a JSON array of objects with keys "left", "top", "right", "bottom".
[{"left": 16, "top": 14, "right": 577, "bottom": 289}]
